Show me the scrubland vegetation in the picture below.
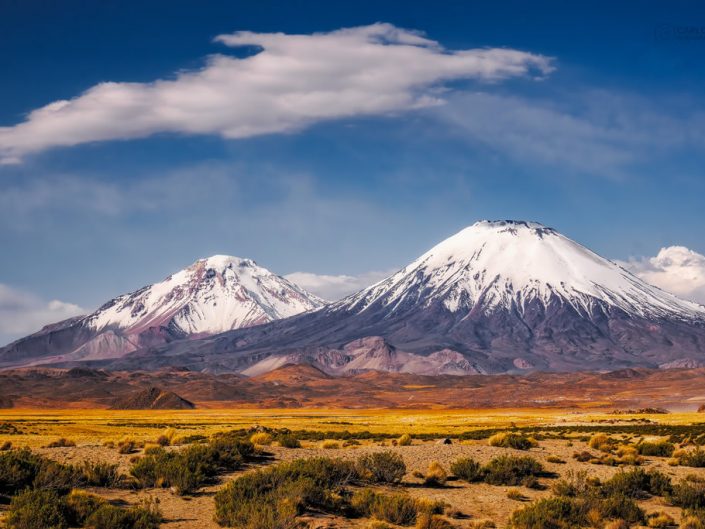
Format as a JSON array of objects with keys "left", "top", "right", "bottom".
[{"left": 1, "top": 409, "right": 705, "bottom": 528}]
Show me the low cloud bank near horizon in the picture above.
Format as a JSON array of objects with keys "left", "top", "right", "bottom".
[
  {"left": 0, "top": 23, "right": 552, "bottom": 163},
  {"left": 0, "top": 284, "right": 86, "bottom": 346},
  {"left": 285, "top": 269, "right": 395, "bottom": 301},
  {"left": 619, "top": 246, "right": 705, "bottom": 305}
]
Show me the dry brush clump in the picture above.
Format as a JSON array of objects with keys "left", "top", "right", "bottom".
[
  {"left": 488, "top": 432, "right": 538, "bottom": 450},
  {"left": 356, "top": 450, "right": 407, "bottom": 484},
  {"left": 509, "top": 466, "right": 682, "bottom": 529},
  {"left": 130, "top": 432, "right": 254, "bottom": 495},
  {"left": 449, "top": 454, "right": 547, "bottom": 488},
  {"left": 4, "top": 488, "right": 161, "bottom": 529}
]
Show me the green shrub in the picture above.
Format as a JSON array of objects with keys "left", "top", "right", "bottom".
[
  {"left": 5, "top": 489, "right": 68, "bottom": 529},
  {"left": 482, "top": 455, "right": 544, "bottom": 487},
  {"left": 84, "top": 502, "right": 161, "bottom": 529},
  {"left": 0, "top": 447, "right": 44, "bottom": 495},
  {"left": 551, "top": 470, "right": 592, "bottom": 498},
  {"left": 80, "top": 461, "right": 120, "bottom": 487},
  {"left": 352, "top": 489, "right": 420, "bottom": 526},
  {"left": 603, "top": 468, "right": 672, "bottom": 499},
  {"left": 509, "top": 496, "right": 587, "bottom": 529},
  {"left": 488, "top": 433, "right": 537, "bottom": 450},
  {"left": 46, "top": 438, "right": 76, "bottom": 448},
  {"left": 450, "top": 457, "right": 483, "bottom": 483},
  {"left": 64, "top": 490, "right": 106, "bottom": 525},
  {"left": 637, "top": 440, "right": 675, "bottom": 457},
  {"left": 356, "top": 451, "right": 406, "bottom": 484},
  {"left": 597, "top": 494, "right": 645, "bottom": 524},
  {"left": 670, "top": 475, "right": 705, "bottom": 510},
  {"left": 32, "top": 458, "right": 80, "bottom": 492},
  {"left": 277, "top": 434, "right": 301, "bottom": 448},
  {"left": 215, "top": 455, "right": 359, "bottom": 525},
  {"left": 130, "top": 435, "right": 250, "bottom": 495},
  {"left": 674, "top": 448, "right": 705, "bottom": 467}
]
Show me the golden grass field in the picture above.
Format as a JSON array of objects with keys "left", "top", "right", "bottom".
[
  {"left": 3, "top": 408, "right": 705, "bottom": 529},
  {"left": 2, "top": 407, "right": 702, "bottom": 448}
]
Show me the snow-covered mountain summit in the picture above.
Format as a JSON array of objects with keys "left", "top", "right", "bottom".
[
  {"left": 0, "top": 255, "right": 324, "bottom": 368},
  {"left": 336, "top": 220, "right": 705, "bottom": 321},
  {"left": 86, "top": 255, "right": 324, "bottom": 336}
]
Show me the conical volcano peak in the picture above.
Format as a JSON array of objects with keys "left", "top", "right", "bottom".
[
  {"left": 339, "top": 220, "right": 705, "bottom": 322},
  {"left": 472, "top": 219, "right": 553, "bottom": 230},
  {"left": 195, "top": 255, "right": 258, "bottom": 271}
]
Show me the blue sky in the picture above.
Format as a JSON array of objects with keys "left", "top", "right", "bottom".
[{"left": 1, "top": 0, "right": 705, "bottom": 344}]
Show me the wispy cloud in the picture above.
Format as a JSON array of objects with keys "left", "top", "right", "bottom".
[
  {"left": 437, "top": 91, "right": 705, "bottom": 178},
  {"left": 0, "top": 23, "right": 552, "bottom": 163},
  {"left": 0, "top": 284, "right": 85, "bottom": 346},
  {"left": 619, "top": 246, "right": 705, "bottom": 304},
  {"left": 285, "top": 269, "right": 395, "bottom": 301}
]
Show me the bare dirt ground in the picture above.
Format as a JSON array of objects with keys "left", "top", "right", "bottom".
[{"left": 15, "top": 436, "right": 704, "bottom": 529}]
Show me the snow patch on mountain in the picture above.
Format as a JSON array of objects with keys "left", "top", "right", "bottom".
[
  {"left": 86, "top": 255, "right": 325, "bottom": 335},
  {"left": 335, "top": 220, "right": 705, "bottom": 322}
]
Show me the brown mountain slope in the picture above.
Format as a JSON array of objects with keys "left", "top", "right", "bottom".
[
  {"left": 1, "top": 365, "right": 705, "bottom": 410},
  {"left": 109, "top": 386, "right": 195, "bottom": 410}
]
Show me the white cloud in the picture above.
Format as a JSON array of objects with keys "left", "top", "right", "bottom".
[
  {"left": 286, "top": 269, "right": 395, "bottom": 301},
  {"left": 619, "top": 246, "right": 705, "bottom": 304},
  {"left": 0, "top": 284, "right": 86, "bottom": 345},
  {"left": 0, "top": 23, "right": 553, "bottom": 162},
  {"left": 437, "top": 91, "right": 705, "bottom": 178}
]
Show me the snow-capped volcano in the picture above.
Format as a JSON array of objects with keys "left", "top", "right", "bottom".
[
  {"left": 336, "top": 220, "right": 705, "bottom": 322},
  {"left": 86, "top": 255, "right": 324, "bottom": 336},
  {"left": 0, "top": 255, "right": 323, "bottom": 368},
  {"left": 108, "top": 220, "right": 705, "bottom": 375}
]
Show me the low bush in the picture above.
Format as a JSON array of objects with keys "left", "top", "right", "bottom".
[
  {"left": 673, "top": 448, "right": 705, "bottom": 467},
  {"left": 637, "top": 440, "right": 675, "bottom": 457},
  {"left": 398, "top": 434, "right": 413, "bottom": 446},
  {"left": 507, "top": 489, "right": 527, "bottom": 501},
  {"left": 46, "top": 438, "right": 76, "bottom": 448},
  {"left": 1, "top": 440, "right": 12, "bottom": 450},
  {"left": 669, "top": 475, "right": 705, "bottom": 510},
  {"left": 680, "top": 515, "right": 705, "bottom": 529},
  {"left": 80, "top": 461, "right": 121, "bottom": 487},
  {"left": 5, "top": 489, "right": 68, "bottom": 529},
  {"left": 130, "top": 435, "right": 252, "bottom": 495},
  {"left": 647, "top": 512, "right": 676, "bottom": 528},
  {"left": 277, "top": 433, "right": 301, "bottom": 448},
  {"left": 415, "top": 513, "right": 455, "bottom": 529},
  {"left": 589, "top": 434, "right": 618, "bottom": 452},
  {"left": 320, "top": 439, "right": 340, "bottom": 449},
  {"left": 545, "top": 455, "right": 565, "bottom": 464},
  {"left": 65, "top": 490, "right": 106, "bottom": 525},
  {"left": 509, "top": 496, "right": 587, "bottom": 529},
  {"left": 482, "top": 455, "right": 544, "bottom": 487},
  {"left": 450, "top": 457, "right": 483, "bottom": 483},
  {"left": 603, "top": 468, "right": 672, "bottom": 499},
  {"left": 357, "top": 451, "right": 406, "bottom": 484},
  {"left": 488, "top": 433, "right": 537, "bottom": 450},
  {"left": 117, "top": 438, "right": 138, "bottom": 454},
  {"left": 84, "top": 502, "right": 161, "bottom": 529},
  {"left": 215, "top": 457, "right": 357, "bottom": 527},
  {"left": 250, "top": 432, "right": 273, "bottom": 446},
  {"left": 423, "top": 461, "right": 447, "bottom": 487},
  {"left": 352, "top": 489, "right": 442, "bottom": 526}
]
